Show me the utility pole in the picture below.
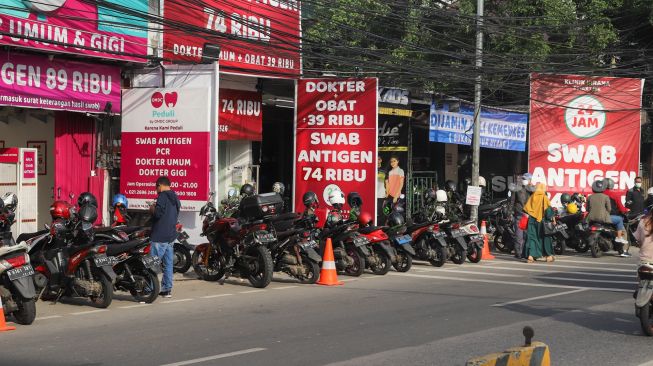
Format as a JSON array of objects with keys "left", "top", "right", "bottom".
[{"left": 470, "top": 0, "right": 484, "bottom": 222}]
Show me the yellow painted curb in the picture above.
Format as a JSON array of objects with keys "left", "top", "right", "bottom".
[{"left": 466, "top": 341, "right": 551, "bottom": 366}]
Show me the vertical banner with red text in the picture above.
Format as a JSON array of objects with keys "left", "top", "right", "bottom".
[
  {"left": 294, "top": 78, "right": 378, "bottom": 217},
  {"left": 121, "top": 88, "right": 211, "bottom": 211},
  {"left": 529, "top": 73, "right": 643, "bottom": 204}
]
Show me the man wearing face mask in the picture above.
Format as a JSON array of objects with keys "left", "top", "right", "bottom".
[
  {"left": 511, "top": 173, "right": 533, "bottom": 259},
  {"left": 626, "top": 176, "right": 645, "bottom": 217}
]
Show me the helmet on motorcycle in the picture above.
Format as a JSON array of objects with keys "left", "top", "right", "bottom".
[
  {"left": 240, "top": 184, "right": 255, "bottom": 197},
  {"left": 303, "top": 191, "right": 319, "bottom": 209},
  {"left": 272, "top": 182, "right": 285, "bottom": 195},
  {"left": 327, "top": 189, "right": 345, "bottom": 207},
  {"left": 560, "top": 193, "right": 572, "bottom": 204},
  {"left": 78, "top": 204, "right": 98, "bottom": 223},
  {"left": 227, "top": 187, "right": 238, "bottom": 198},
  {"left": 436, "top": 189, "right": 448, "bottom": 202},
  {"left": 347, "top": 192, "right": 363, "bottom": 208},
  {"left": 445, "top": 180, "right": 457, "bottom": 192},
  {"left": 591, "top": 179, "right": 606, "bottom": 193},
  {"left": 423, "top": 189, "right": 437, "bottom": 203},
  {"left": 50, "top": 201, "right": 72, "bottom": 219},
  {"left": 648, "top": 187, "right": 653, "bottom": 196},
  {"left": 77, "top": 192, "right": 98, "bottom": 208},
  {"left": 603, "top": 178, "right": 615, "bottom": 190},
  {"left": 358, "top": 211, "right": 373, "bottom": 226},
  {"left": 566, "top": 202, "right": 579, "bottom": 214},
  {"left": 112, "top": 193, "right": 128, "bottom": 209},
  {"left": 386, "top": 212, "right": 405, "bottom": 228},
  {"left": 478, "top": 176, "right": 486, "bottom": 187},
  {"left": 1, "top": 192, "right": 17, "bottom": 213}
]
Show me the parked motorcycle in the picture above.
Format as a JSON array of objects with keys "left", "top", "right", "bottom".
[
  {"left": 29, "top": 201, "right": 116, "bottom": 308},
  {"left": 407, "top": 221, "right": 448, "bottom": 267},
  {"left": 635, "top": 262, "right": 653, "bottom": 336},
  {"left": 443, "top": 220, "right": 484, "bottom": 264},
  {"left": 0, "top": 193, "right": 37, "bottom": 324},
  {"left": 267, "top": 214, "right": 321, "bottom": 284},
  {"left": 348, "top": 194, "right": 393, "bottom": 275},
  {"left": 319, "top": 210, "right": 372, "bottom": 277},
  {"left": 587, "top": 220, "right": 626, "bottom": 258},
  {"left": 192, "top": 193, "right": 276, "bottom": 288}
]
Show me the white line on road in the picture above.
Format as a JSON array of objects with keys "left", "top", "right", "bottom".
[
  {"left": 162, "top": 298, "right": 194, "bottom": 304},
  {"left": 492, "top": 289, "right": 588, "bottom": 307},
  {"left": 70, "top": 309, "right": 109, "bottom": 316},
  {"left": 120, "top": 304, "right": 152, "bottom": 309},
  {"left": 35, "top": 315, "right": 62, "bottom": 321},
  {"left": 485, "top": 261, "right": 633, "bottom": 272},
  {"left": 239, "top": 290, "right": 266, "bottom": 294},
  {"left": 201, "top": 294, "right": 234, "bottom": 299},
  {"left": 553, "top": 258, "right": 637, "bottom": 267},
  {"left": 638, "top": 360, "right": 653, "bottom": 366},
  {"left": 340, "top": 278, "right": 358, "bottom": 282},
  {"left": 389, "top": 272, "right": 633, "bottom": 292},
  {"left": 272, "top": 286, "right": 298, "bottom": 290},
  {"left": 449, "top": 265, "right": 635, "bottom": 278},
  {"left": 160, "top": 348, "right": 267, "bottom": 366}
]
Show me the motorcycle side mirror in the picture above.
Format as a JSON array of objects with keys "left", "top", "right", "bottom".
[{"left": 44, "top": 224, "right": 50, "bottom": 230}]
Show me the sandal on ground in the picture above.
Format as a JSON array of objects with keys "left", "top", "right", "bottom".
[
  {"left": 546, "top": 256, "right": 555, "bottom": 262},
  {"left": 527, "top": 256, "right": 535, "bottom": 263}
]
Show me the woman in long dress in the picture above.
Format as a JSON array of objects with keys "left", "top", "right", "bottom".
[{"left": 523, "top": 183, "right": 555, "bottom": 263}]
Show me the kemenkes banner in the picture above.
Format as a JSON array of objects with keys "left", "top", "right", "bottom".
[{"left": 429, "top": 102, "right": 528, "bottom": 151}]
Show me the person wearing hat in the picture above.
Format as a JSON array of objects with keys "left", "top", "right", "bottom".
[
  {"left": 586, "top": 179, "right": 628, "bottom": 245},
  {"left": 511, "top": 173, "right": 533, "bottom": 259}
]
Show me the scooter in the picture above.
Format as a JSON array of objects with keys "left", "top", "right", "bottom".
[
  {"left": 635, "top": 263, "right": 653, "bottom": 336},
  {"left": 587, "top": 220, "right": 626, "bottom": 258}
]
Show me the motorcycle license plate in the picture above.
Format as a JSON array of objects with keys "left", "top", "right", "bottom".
[
  {"left": 7, "top": 264, "right": 34, "bottom": 281},
  {"left": 395, "top": 235, "right": 411, "bottom": 245},
  {"left": 256, "top": 233, "right": 276, "bottom": 243},
  {"left": 353, "top": 236, "right": 369, "bottom": 247},
  {"left": 470, "top": 235, "right": 484, "bottom": 242},
  {"left": 301, "top": 240, "right": 318, "bottom": 249},
  {"left": 94, "top": 255, "right": 113, "bottom": 267},
  {"left": 141, "top": 255, "right": 161, "bottom": 269}
]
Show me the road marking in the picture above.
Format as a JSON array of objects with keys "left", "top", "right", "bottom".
[
  {"left": 486, "top": 261, "right": 633, "bottom": 272},
  {"left": 492, "top": 289, "right": 588, "bottom": 307},
  {"left": 449, "top": 265, "right": 635, "bottom": 278},
  {"left": 35, "top": 315, "right": 62, "bottom": 321},
  {"left": 162, "top": 298, "right": 194, "bottom": 304},
  {"left": 70, "top": 309, "right": 109, "bottom": 316},
  {"left": 160, "top": 348, "right": 267, "bottom": 366},
  {"left": 340, "top": 278, "right": 358, "bottom": 282},
  {"left": 273, "top": 286, "right": 298, "bottom": 290},
  {"left": 638, "top": 360, "right": 653, "bottom": 366},
  {"left": 434, "top": 268, "right": 521, "bottom": 278},
  {"left": 120, "top": 304, "right": 152, "bottom": 309},
  {"left": 239, "top": 290, "right": 266, "bottom": 294},
  {"left": 553, "top": 258, "right": 637, "bottom": 267},
  {"left": 201, "top": 294, "right": 234, "bottom": 299},
  {"left": 389, "top": 272, "right": 633, "bottom": 292}
]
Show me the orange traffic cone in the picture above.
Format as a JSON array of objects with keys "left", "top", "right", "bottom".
[
  {"left": 480, "top": 221, "right": 495, "bottom": 260},
  {"left": 0, "top": 296, "right": 16, "bottom": 332},
  {"left": 316, "top": 238, "right": 344, "bottom": 286}
]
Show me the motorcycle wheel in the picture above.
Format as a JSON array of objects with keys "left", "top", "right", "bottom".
[
  {"left": 640, "top": 303, "right": 653, "bottom": 336},
  {"left": 392, "top": 253, "right": 412, "bottom": 272},
  {"left": 451, "top": 248, "right": 466, "bottom": 265},
  {"left": 245, "top": 246, "right": 273, "bottom": 288},
  {"left": 370, "top": 246, "right": 391, "bottom": 275},
  {"left": 589, "top": 234, "right": 602, "bottom": 258},
  {"left": 129, "top": 270, "right": 160, "bottom": 304},
  {"left": 428, "top": 245, "right": 447, "bottom": 267},
  {"left": 574, "top": 238, "right": 590, "bottom": 253},
  {"left": 192, "top": 248, "right": 225, "bottom": 282},
  {"left": 553, "top": 239, "right": 566, "bottom": 255},
  {"left": 493, "top": 234, "right": 512, "bottom": 253},
  {"left": 344, "top": 248, "right": 365, "bottom": 277},
  {"left": 298, "top": 255, "right": 320, "bottom": 284},
  {"left": 173, "top": 243, "right": 192, "bottom": 274},
  {"left": 89, "top": 270, "right": 113, "bottom": 309},
  {"left": 466, "top": 246, "right": 482, "bottom": 263},
  {"left": 12, "top": 297, "right": 36, "bottom": 325}
]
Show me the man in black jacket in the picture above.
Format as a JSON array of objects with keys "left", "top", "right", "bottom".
[
  {"left": 511, "top": 173, "right": 532, "bottom": 259},
  {"left": 150, "top": 176, "right": 181, "bottom": 298},
  {"left": 626, "top": 176, "right": 645, "bottom": 216}
]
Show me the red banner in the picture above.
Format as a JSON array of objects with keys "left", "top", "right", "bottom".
[
  {"left": 163, "top": 0, "right": 301, "bottom": 77},
  {"left": 219, "top": 89, "right": 262, "bottom": 140},
  {"left": 529, "top": 73, "right": 643, "bottom": 204},
  {"left": 294, "top": 78, "right": 378, "bottom": 216}
]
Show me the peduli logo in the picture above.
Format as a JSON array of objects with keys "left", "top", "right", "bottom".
[
  {"left": 164, "top": 92, "right": 178, "bottom": 108},
  {"left": 564, "top": 95, "right": 606, "bottom": 139},
  {"left": 151, "top": 92, "right": 164, "bottom": 108}
]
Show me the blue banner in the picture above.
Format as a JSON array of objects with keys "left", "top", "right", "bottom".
[{"left": 429, "top": 101, "right": 528, "bottom": 151}]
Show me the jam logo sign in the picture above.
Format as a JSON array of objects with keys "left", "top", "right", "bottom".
[
  {"left": 151, "top": 92, "right": 178, "bottom": 109},
  {"left": 564, "top": 95, "right": 606, "bottom": 138}
]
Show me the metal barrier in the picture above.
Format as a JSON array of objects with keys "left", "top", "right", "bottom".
[{"left": 407, "top": 171, "right": 438, "bottom": 219}]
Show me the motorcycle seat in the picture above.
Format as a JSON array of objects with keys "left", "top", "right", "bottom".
[
  {"left": 15, "top": 229, "right": 49, "bottom": 244},
  {"left": 589, "top": 221, "right": 617, "bottom": 230},
  {"left": 406, "top": 222, "right": 431, "bottom": 233},
  {"left": 0, "top": 242, "right": 28, "bottom": 256},
  {"left": 359, "top": 226, "right": 384, "bottom": 234},
  {"left": 106, "top": 239, "right": 148, "bottom": 256}
]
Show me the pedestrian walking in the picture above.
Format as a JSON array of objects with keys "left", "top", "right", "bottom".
[
  {"left": 523, "top": 183, "right": 555, "bottom": 263},
  {"left": 149, "top": 176, "right": 181, "bottom": 298},
  {"left": 511, "top": 173, "right": 532, "bottom": 259},
  {"left": 634, "top": 211, "right": 653, "bottom": 263},
  {"left": 626, "top": 176, "right": 646, "bottom": 216}
]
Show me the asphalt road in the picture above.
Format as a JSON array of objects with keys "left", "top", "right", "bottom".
[{"left": 1, "top": 249, "right": 652, "bottom": 366}]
